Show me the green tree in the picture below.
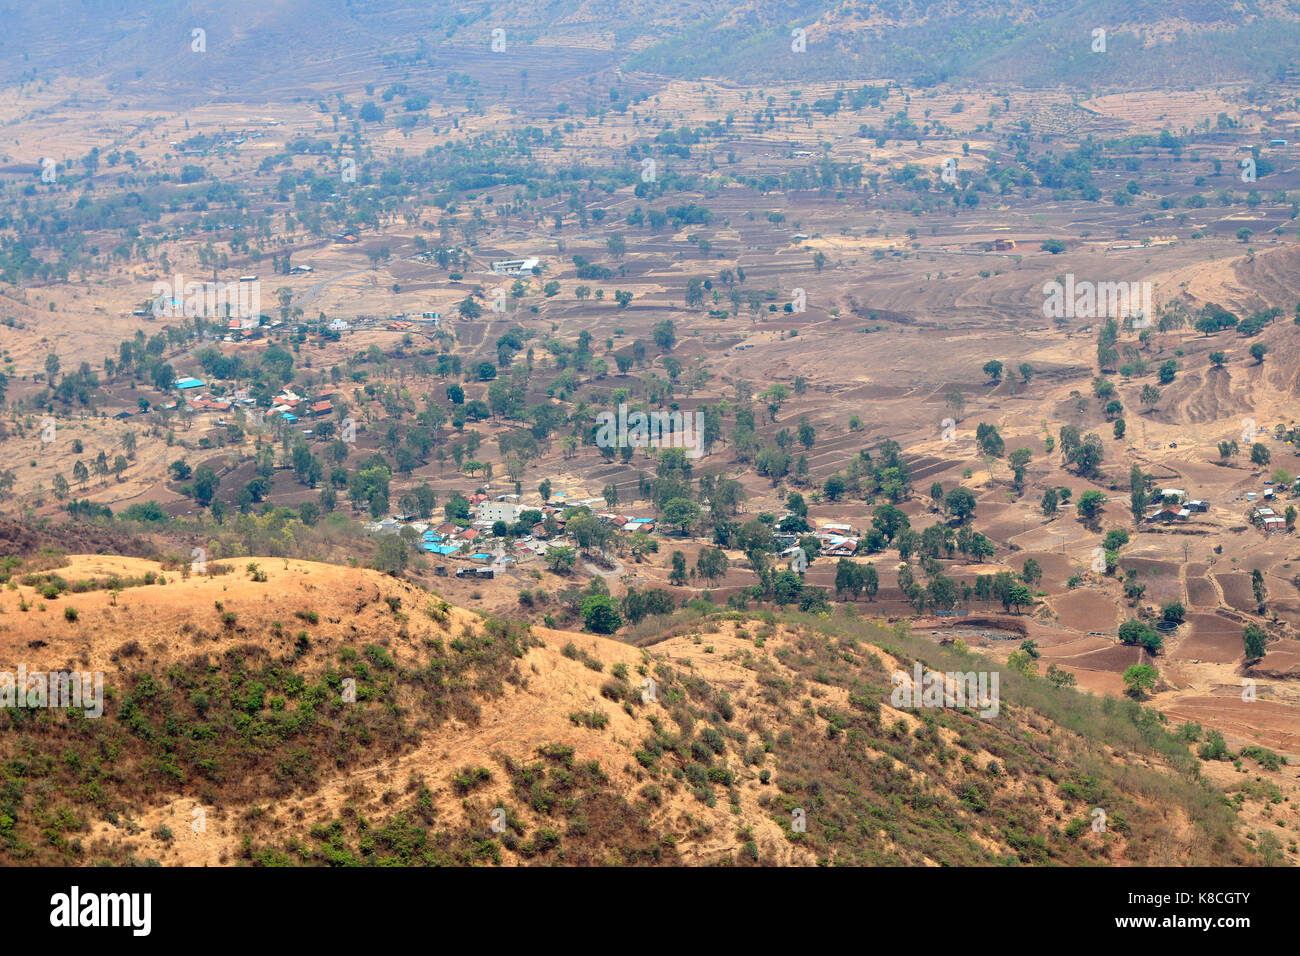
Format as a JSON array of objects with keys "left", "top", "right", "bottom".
[
  {"left": 772, "top": 569, "right": 803, "bottom": 608},
  {"left": 1243, "top": 623, "right": 1268, "bottom": 663},
  {"left": 1007, "top": 648, "right": 1037, "bottom": 676},
  {"left": 546, "top": 545, "right": 577, "bottom": 573},
  {"left": 373, "top": 535, "right": 409, "bottom": 573},
  {"left": 1251, "top": 568, "right": 1267, "bottom": 610},
  {"left": 975, "top": 423, "right": 1004, "bottom": 457},
  {"left": 662, "top": 497, "right": 701, "bottom": 535},
  {"left": 1118, "top": 619, "right": 1162, "bottom": 653},
  {"left": 1007, "top": 583, "right": 1033, "bottom": 613},
  {"left": 945, "top": 486, "right": 977, "bottom": 522},
  {"left": 862, "top": 563, "right": 879, "bottom": 600},
  {"left": 1008, "top": 447, "right": 1032, "bottom": 488},
  {"left": 1021, "top": 558, "right": 1042, "bottom": 586},
  {"left": 1040, "top": 487, "right": 1059, "bottom": 516},
  {"left": 652, "top": 319, "right": 676, "bottom": 351},
  {"left": 1122, "top": 664, "right": 1158, "bottom": 699},
  {"left": 668, "top": 550, "right": 688, "bottom": 586},
  {"left": 192, "top": 465, "right": 220, "bottom": 507},
  {"left": 695, "top": 546, "right": 729, "bottom": 585},
  {"left": 581, "top": 594, "right": 623, "bottom": 634},
  {"left": 1045, "top": 664, "right": 1077, "bottom": 688},
  {"left": 1075, "top": 490, "right": 1107, "bottom": 522},
  {"left": 871, "top": 504, "right": 910, "bottom": 543}
]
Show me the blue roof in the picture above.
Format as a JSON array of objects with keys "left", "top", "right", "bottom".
[
  {"left": 423, "top": 543, "right": 462, "bottom": 555},
  {"left": 174, "top": 377, "right": 206, "bottom": 389}
]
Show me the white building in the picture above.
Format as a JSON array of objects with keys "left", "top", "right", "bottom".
[
  {"left": 490, "top": 257, "right": 540, "bottom": 276},
  {"left": 478, "top": 501, "right": 523, "bottom": 524}
]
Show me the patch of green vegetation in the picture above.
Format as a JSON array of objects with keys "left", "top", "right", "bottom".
[{"left": 0, "top": 615, "right": 537, "bottom": 865}]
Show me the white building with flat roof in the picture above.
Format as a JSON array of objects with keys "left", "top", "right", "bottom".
[{"left": 490, "top": 257, "right": 540, "bottom": 276}]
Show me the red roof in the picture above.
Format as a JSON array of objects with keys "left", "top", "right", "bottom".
[
  {"left": 310, "top": 401, "right": 332, "bottom": 414},
  {"left": 187, "top": 397, "right": 233, "bottom": 411}
]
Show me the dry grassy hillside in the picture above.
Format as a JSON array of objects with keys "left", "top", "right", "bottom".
[{"left": 0, "top": 554, "right": 1274, "bottom": 866}]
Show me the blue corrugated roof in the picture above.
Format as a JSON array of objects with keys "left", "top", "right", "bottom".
[{"left": 423, "top": 543, "right": 462, "bottom": 555}]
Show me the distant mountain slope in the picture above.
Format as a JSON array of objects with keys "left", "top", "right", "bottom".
[
  {"left": 2, "top": 0, "right": 1299, "bottom": 95},
  {"left": 626, "top": 0, "right": 1300, "bottom": 87}
]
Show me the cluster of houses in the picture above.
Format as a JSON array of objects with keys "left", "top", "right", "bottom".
[
  {"left": 1244, "top": 481, "right": 1298, "bottom": 535},
  {"left": 594, "top": 512, "right": 656, "bottom": 534},
  {"left": 1145, "top": 485, "right": 1294, "bottom": 536},
  {"left": 170, "top": 378, "right": 335, "bottom": 433},
  {"left": 1251, "top": 505, "right": 1287, "bottom": 535},
  {"left": 266, "top": 387, "right": 333, "bottom": 427},
  {"left": 777, "top": 522, "right": 860, "bottom": 568},
  {"left": 364, "top": 498, "right": 868, "bottom": 580},
  {"left": 364, "top": 510, "right": 498, "bottom": 560},
  {"left": 217, "top": 316, "right": 302, "bottom": 341},
  {"left": 1144, "top": 488, "right": 1210, "bottom": 523},
  {"left": 363, "top": 492, "right": 667, "bottom": 575}
]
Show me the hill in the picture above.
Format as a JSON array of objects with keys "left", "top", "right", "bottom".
[
  {"left": 0, "top": 554, "right": 1274, "bottom": 865},
  {"left": 6, "top": 0, "right": 1300, "bottom": 96}
]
